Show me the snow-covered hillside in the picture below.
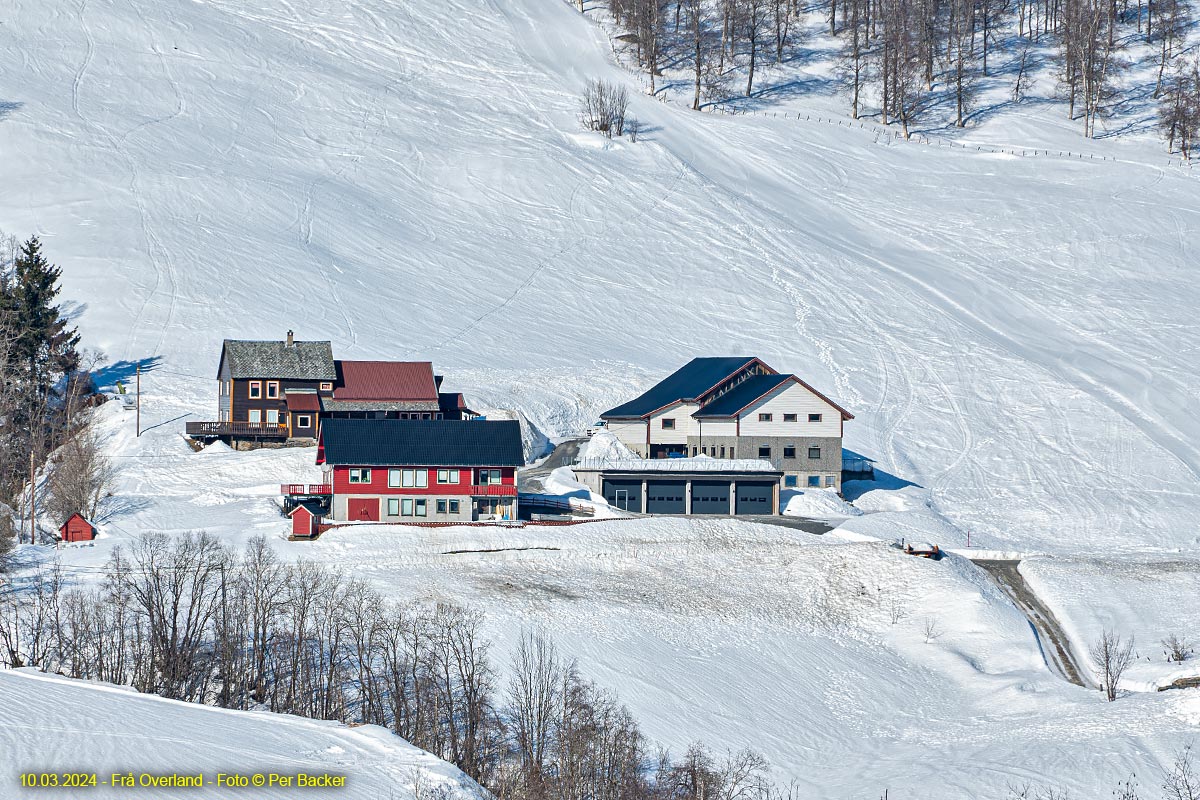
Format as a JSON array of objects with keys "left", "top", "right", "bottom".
[
  {"left": 0, "top": 668, "right": 476, "bottom": 800},
  {"left": 3, "top": 0, "right": 1200, "bottom": 795},
  {"left": 3, "top": 0, "right": 1199, "bottom": 553}
]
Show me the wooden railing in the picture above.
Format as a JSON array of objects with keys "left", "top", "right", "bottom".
[
  {"left": 186, "top": 421, "right": 290, "bottom": 438},
  {"left": 281, "top": 484, "right": 333, "bottom": 496},
  {"left": 470, "top": 484, "right": 518, "bottom": 496}
]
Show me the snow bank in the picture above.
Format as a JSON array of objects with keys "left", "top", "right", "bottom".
[{"left": 781, "top": 487, "right": 863, "bottom": 518}]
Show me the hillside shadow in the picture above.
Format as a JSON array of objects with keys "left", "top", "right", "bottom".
[
  {"left": 0, "top": 101, "right": 21, "bottom": 121},
  {"left": 840, "top": 449, "right": 921, "bottom": 502}
]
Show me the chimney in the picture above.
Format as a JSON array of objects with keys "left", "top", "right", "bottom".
[{"left": 286, "top": 330, "right": 294, "bottom": 347}]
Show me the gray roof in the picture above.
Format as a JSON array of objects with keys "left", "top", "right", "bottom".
[
  {"left": 321, "top": 399, "right": 441, "bottom": 412},
  {"left": 220, "top": 339, "right": 336, "bottom": 380}
]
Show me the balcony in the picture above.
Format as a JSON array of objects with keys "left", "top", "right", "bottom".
[
  {"left": 471, "top": 484, "right": 518, "bottom": 497},
  {"left": 281, "top": 484, "right": 333, "bottom": 496},
  {"left": 186, "top": 421, "right": 290, "bottom": 438}
]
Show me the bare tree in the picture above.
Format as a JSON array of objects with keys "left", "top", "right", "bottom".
[
  {"left": 1163, "top": 633, "right": 1194, "bottom": 663},
  {"left": 508, "top": 630, "right": 561, "bottom": 785},
  {"left": 1089, "top": 628, "right": 1135, "bottom": 701},
  {"left": 1163, "top": 743, "right": 1200, "bottom": 800},
  {"left": 580, "top": 79, "right": 631, "bottom": 137},
  {"left": 45, "top": 418, "right": 117, "bottom": 526}
]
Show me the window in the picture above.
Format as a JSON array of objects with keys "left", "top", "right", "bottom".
[
  {"left": 783, "top": 446, "right": 796, "bottom": 459},
  {"left": 319, "top": 382, "right": 333, "bottom": 392},
  {"left": 416, "top": 470, "right": 428, "bottom": 488},
  {"left": 296, "top": 415, "right": 311, "bottom": 428},
  {"left": 401, "top": 470, "right": 415, "bottom": 487},
  {"left": 691, "top": 447, "right": 697, "bottom": 457},
  {"left": 808, "top": 446, "right": 822, "bottom": 459},
  {"left": 729, "top": 448, "right": 735, "bottom": 458},
  {"left": 478, "top": 469, "right": 501, "bottom": 485},
  {"left": 758, "top": 445, "right": 771, "bottom": 458},
  {"left": 266, "top": 381, "right": 280, "bottom": 399},
  {"left": 220, "top": 380, "right": 229, "bottom": 396},
  {"left": 389, "top": 469, "right": 402, "bottom": 488},
  {"left": 758, "top": 413, "right": 773, "bottom": 422},
  {"left": 719, "top": 446, "right": 726, "bottom": 458},
  {"left": 415, "top": 499, "right": 427, "bottom": 517},
  {"left": 266, "top": 409, "right": 279, "bottom": 424},
  {"left": 825, "top": 475, "right": 837, "bottom": 487},
  {"left": 248, "top": 381, "right": 262, "bottom": 399},
  {"left": 401, "top": 498, "right": 414, "bottom": 516},
  {"left": 349, "top": 468, "right": 371, "bottom": 484},
  {"left": 248, "top": 409, "right": 262, "bottom": 423},
  {"left": 661, "top": 418, "right": 676, "bottom": 430},
  {"left": 449, "top": 499, "right": 460, "bottom": 514},
  {"left": 807, "top": 476, "right": 821, "bottom": 487},
  {"left": 437, "top": 499, "right": 448, "bottom": 514},
  {"left": 783, "top": 413, "right": 797, "bottom": 422},
  {"left": 809, "top": 413, "right": 823, "bottom": 422},
  {"left": 438, "top": 469, "right": 459, "bottom": 484},
  {"left": 387, "top": 498, "right": 399, "bottom": 516},
  {"left": 785, "top": 475, "right": 798, "bottom": 488}
]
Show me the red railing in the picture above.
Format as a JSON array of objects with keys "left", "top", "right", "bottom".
[
  {"left": 281, "top": 483, "right": 332, "bottom": 495},
  {"left": 471, "top": 484, "right": 518, "bottom": 496}
]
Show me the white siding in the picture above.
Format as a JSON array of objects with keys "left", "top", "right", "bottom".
[
  {"left": 648, "top": 403, "right": 698, "bottom": 445},
  {"left": 695, "top": 419, "right": 737, "bottom": 438},
  {"left": 737, "top": 381, "right": 843, "bottom": 437},
  {"left": 606, "top": 419, "right": 648, "bottom": 452}
]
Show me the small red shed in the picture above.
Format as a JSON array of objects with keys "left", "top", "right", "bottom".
[
  {"left": 59, "top": 513, "right": 98, "bottom": 543},
  {"left": 289, "top": 501, "right": 325, "bottom": 538}
]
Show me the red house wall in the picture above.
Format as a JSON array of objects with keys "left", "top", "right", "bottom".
[
  {"left": 291, "top": 509, "right": 318, "bottom": 537},
  {"left": 60, "top": 516, "right": 96, "bottom": 542},
  {"left": 330, "top": 466, "right": 516, "bottom": 495}
]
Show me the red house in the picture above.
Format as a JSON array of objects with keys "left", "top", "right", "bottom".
[
  {"left": 288, "top": 501, "right": 325, "bottom": 538},
  {"left": 306, "top": 418, "right": 524, "bottom": 523},
  {"left": 58, "top": 513, "right": 98, "bottom": 543}
]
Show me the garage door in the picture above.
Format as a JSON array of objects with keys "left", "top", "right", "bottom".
[
  {"left": 691, "top": 481, "right": 731, "bottom": 515},
  {"left": 603, "top": 479, "right": 643, "bottom": 513},
  {"left": 347, "top": 497, "right": 380, "bottom": 521},
  {"left": 646, "top": 480, "right": 686, "bottom": 515},
  {"left": 735, "top": 482, "right": 775, "bottom": 515}
]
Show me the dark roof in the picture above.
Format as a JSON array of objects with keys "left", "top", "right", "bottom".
[
  {"left": 439, "top": 392, "right": 475, "bottom": 414},
  {"left": 220, "top": 339, "right": 336, "bottom": 380},
  {"left": 333, "top": 361, "right": 438, "bottom": 401},
  {"left": 601, "top": 357, "right": 763, "bottom": 419},
  {"left": 692, "top": 374, "right": 794, "bottom": 417},
  {"left": 319, "top": 419, "right": 525, "bottom": 467},
  {"left": 59, "top": 512, "right": 96, "bottom": 529},
  {"left": 288, "top": 500, "right": 326, "bottom": 518}
]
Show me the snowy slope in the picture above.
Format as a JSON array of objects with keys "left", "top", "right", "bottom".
[
  {"left": 0, "top": 668, "right": 476, "bottom": 800},
  {"left": 2, "top": 0, "right": 1199, "bottom": 553}
]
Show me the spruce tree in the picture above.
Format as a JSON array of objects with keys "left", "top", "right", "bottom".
[{"left": 12, "top": 236, "right": 80, "bottom": 395}]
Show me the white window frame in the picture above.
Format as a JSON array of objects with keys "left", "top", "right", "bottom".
[
  {"left": 783, "top": 413, "right": 797, "bottom": 422},
  {"left": 349, "top": 468, "right": 371, "bottom": 484},
  {"left": 389, "top": 469, "right": 402, "bottom": 488},
  {"left": 437, "top": 469, "right": 459, "bottom": 484},
  {"left": 296, "top": 415, "right": 311, "bottom": 428},
  {"left": 661, "top": 418, "right": 675, "bottom": 430},
  {"left": 266, "top": 409, "right": 279, "bottom": 424},
  {"left": 449, "top": 499, "right": 461, "bottom": 514},
  {"left": 437, "top": 499, "right": 448, "bottom": 514},
  {"left": 401, "top": 498, "right": 414, "bottom": 516},
  {"left": 401, "top": 469, "right": 416, "bottom": 488},
  {"left": 809, "top": 413, "right": 823, "bottom": 422},
  {"left": 415, "top": 499, "right": 427, "bottom": 517},
  {"left": 825, "top": 475, "right": 837, "bottom": 487},
  {"left": 319, "top": 382, "right": 333, "bottom": 392},
  {"left": 266, "top": 381, "right": 280, "bottom": 399},
  {"left": 416, "top": 470, "right": 428, "bottom": 488},
  {"left": 248, "top": 381, "right": 262, "bottom": 399},
  {"left": 387, "top": 498, "right": 400, "bottom": 516},
  {"left": 248, "top": 409, "right": 262, "bottom": 424},
  {"left": 758, "top": 412, "right": 773, "bottom": 422}
]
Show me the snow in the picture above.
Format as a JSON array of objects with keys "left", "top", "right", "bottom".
[
  {"left": 1, "top": 0, "right": 1199, "bottom": 793},
  {"left": 781, "top": 487, "right": 864, "bottom": 518},
  {"left": 0, "top": 668, "right": 476, "bottom": 800}
]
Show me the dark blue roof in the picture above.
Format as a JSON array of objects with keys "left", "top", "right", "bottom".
[
  {"left": 692, "top": 374, "right": 794, "bottom": 417},
  {"left": 319, "top": 419, "right": 525, "bottom": 467},
  {"left": 601, "top": 357, "right": 761, "bottom": 418}
]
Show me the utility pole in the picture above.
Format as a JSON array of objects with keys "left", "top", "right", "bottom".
[
  {"left": 28, "top": 450, "right": 35, "bottom": 545},
  {"left": 136, "top": 362, "right": 141, "bottom": 437}
]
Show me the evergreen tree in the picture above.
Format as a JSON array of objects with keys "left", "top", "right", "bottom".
[{"left": 12, "top": 236, "right": 80, "bottom": 396}]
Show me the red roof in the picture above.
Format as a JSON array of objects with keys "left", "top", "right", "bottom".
[
  {"left": 333, "top": 361, "right": 438, "bottom": 401},
  {"left": 286, "top": 391, "right": 321, "bottom": 411}
]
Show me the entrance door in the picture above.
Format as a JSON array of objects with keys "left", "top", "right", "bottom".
[
  {"left": 347, "top": 498, "right": 379, "bottom": 521},
  {"left": 603, "top": 479, "right": 643, "bottom": 512}
]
